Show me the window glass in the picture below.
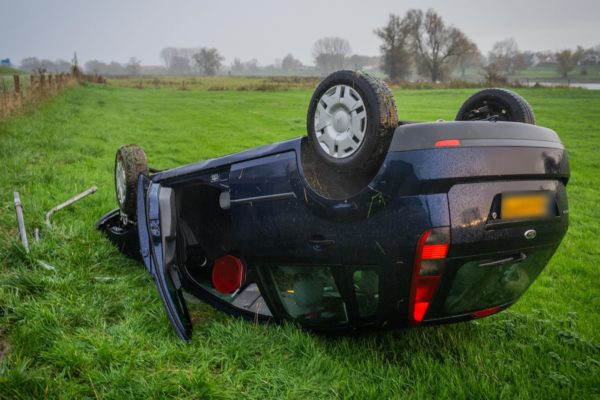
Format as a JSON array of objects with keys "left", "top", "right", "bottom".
[
  {"left": 270, "top": 266, "right": 348, "bottom": 325},
  {"left": 353, "top": 270, "right": 379, "bottom": 317},
  {"left": 443, "top": 248, "right": 553, "bottom": 315},
  {"left": 182, "top": 255, "right": 272, "bottom": 317}
]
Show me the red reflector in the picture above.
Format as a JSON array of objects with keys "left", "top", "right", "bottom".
[
  {"left": 413, "top": 302, "right": 429, "bottom": 322},
  {"left": 212, "top": 255, "right": 245, "bottom": 294},
  {"left": 421, "top": 244, "right": 449, "bottom": 259},
  {"left": 435, "top": 139, "right": 461, "bottom": 147},
  {"left": 472, "top": 306, "right": 501, "bottom": 318}
]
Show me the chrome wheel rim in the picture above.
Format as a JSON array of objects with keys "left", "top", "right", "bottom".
[
  {"left": 115, "top": 159, "right": 127, "bottom": 207},
  {"left": 314, "top": 84, "right": 367, "bottom": 159}
]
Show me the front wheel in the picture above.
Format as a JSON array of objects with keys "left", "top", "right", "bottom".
[
  {"left": 115, "top": 144, "right": 148, "bottom": 218},
  {"left": 306, "top": 70, "right": 398, "bottom": 173}
]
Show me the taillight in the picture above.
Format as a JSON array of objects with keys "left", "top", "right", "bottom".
[{"left": 409, "top": 227, "right": 450, "bottom": 324}]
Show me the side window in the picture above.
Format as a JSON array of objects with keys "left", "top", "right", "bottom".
[
  {"left": 269, "top": 266, "right": 349, "bottom": 325},
  {"left": 180, "top": 251, "right": 272, "bottom": 317},
  {"left": 353, "top": 269, "right": 379, "bottom": 318}
]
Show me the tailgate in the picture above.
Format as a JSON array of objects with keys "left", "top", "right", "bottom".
[
  {"left": 424, "top": 179, "right": 568, "bottom": 322},
  {"left": 390, "top": 121, "right": 570, "bottom": 323}
]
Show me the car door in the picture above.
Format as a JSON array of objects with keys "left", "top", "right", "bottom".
[{"left": 138, "top": 178, "right": 192, "bottom": 340}]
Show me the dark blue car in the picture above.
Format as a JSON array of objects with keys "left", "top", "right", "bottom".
[{"left": 98, "top": 70, "right": 569, "bottom": 341}]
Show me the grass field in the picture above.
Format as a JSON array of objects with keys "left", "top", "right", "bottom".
[{"left": 0, "top": 83, "right": 599, "bottom": 399}]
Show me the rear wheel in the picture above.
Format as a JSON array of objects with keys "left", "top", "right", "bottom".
[
  {"left": 115, "top": 144, "right": 148, "bottom": 218},
  {"left": 456, "top": 88, "right": 536, "bottom": 124},
  {"left": 307, "top": 70, "right": 398, "bottom": 173}
]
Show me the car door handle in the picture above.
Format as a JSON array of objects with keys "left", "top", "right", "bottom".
[
  {"left": 308, "top": 238, "right": 336, "bottom": 251},
  {"left": 478, "top": 252, "right": 527, "bottom": 267}
]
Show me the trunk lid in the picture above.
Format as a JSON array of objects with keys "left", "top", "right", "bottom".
[{"left": 392, "top": 121, "right": 570, "bottom": 323}]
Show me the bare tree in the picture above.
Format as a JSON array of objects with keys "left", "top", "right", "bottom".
[
  {"left": 171, "top": 56, "right": 193, "bottom": 75},
  {"left": 193, "top": 48, "right": 224, "bottom": 76},
  {"left": 20, "top": 57, "right": 42, "bottom": 73},
  {"left": 160, "top": 47, "right": 177, "bottom": 71},
  {"left": 312, "top": 37, "right": 352, "bottom": 75},
  {"left": 281, "top": 54, "right": 302, "bottom": 72},
  {"left": 374, "top": 14, "right": 412, "bottom": 81},
  {"left": 231, "top": 58, "right": 245, "bottom": 75},
  {"left": 126, "top": 57, "right": 142, "bottom": 75},
  {"left": 454, "top": 39, "right": 481, "bottom": 78},
  {"left": 488, "top": 38, "right": 521, "bottom": 74},
  {"left": 53, "top": 59, "right": 72, "bottom": 73},
  {"left": 481, "top": 63, "right": 508, "bottom": 86},
  {"left": 556, "top": 47, "right": 584, "bottom": 78},
  {"left": 85, "top": 60, "right": 105, "bottom": 75},
  {"left": 160, "top": 47, "right": 199, "bottom": 75},
  {"left": 406, "top": 9, "right": 478, "bottom": 82}
]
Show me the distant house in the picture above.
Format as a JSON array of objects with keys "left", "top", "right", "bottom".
[
  {"left": 1, "top": 58, "right": 11, "bottom": 67},
  {"left": 581, "top": 53, "right": 600, "bottom": 65}
]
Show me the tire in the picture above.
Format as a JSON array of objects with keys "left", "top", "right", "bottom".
[
  {"left": 307, "top": 70, "right": 398, "bottom": 173},
  {"left": 455, "top": 88, "right": 536, "bottom": 124},
  {"left": 115, "top": 144, "right": 148, "bottom": 217}
]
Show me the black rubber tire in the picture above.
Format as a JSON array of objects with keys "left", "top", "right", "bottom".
[
  {"left": 307, "top": 70, "right": 398, "bottom": 173},
  {"left": 115, "top": 144, "right": 148, "bottom": 217},
  {"left": 455, "top": 88, "right": 536, "bottom": 125}
]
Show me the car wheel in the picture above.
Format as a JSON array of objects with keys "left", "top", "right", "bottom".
[
  {"left": 115, "top": 144, "right": 148, "bottom": 218},
  {"left": 455, "top": 88, "right": 536, "bottom": 124},
  {"left": 307, "top": 70, "right": 398, "bottom": 173}
]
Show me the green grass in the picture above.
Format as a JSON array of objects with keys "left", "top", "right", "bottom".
[
  {"left": 509, "top": 64, "right": 600, "bottom": 82},
  {"left": 0, "top": 84, "right": 599, "bottom": 399},
  {"left": 0, "top": 66, "right": 23, "bottom": 76},
  {"left": 454, "top": 64, "right": 600, "bottom": 83}
]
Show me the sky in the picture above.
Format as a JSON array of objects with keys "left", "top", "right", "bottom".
[{"left": 2, "top": 0, "right": 599, "bottom": 67}]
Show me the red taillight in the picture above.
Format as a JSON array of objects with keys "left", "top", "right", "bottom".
[
  {"left": 212, "top": 255, "right": 245, "bottom": 294},
  {"left": 434, "top": 139, "right": 461, "bottom": 147},
  {"left": 421, "top": 243, "right": 449, "bottom": 259},
  {"left": 409, "top": 227, "right": 450, "bottom": 324}
]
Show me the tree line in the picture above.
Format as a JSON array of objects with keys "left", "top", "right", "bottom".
[{"left": 11, "top": 8, "right": 600, "bottom": 81}]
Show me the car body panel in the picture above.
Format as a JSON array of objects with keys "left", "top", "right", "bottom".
[{"left": 98, "top": 121, "right": 570, "bottom": 339}]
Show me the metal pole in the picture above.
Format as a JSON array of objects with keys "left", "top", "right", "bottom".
[
  {"left": 45, "top": 186, "right": 98, "bottom": 226},
  {"left": 13, "top": 192, "right": 29, "bottom": 252}
]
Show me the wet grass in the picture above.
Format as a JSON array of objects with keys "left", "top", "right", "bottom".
[{"left": 0, "top": 84, "right": 599, "bottom": 399}]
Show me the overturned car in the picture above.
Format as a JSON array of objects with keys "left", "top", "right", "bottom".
[{"left": 98, "top": 70, "right": 569, "bottom": 341}]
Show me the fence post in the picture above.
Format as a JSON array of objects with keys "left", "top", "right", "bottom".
[
  {"left": 13, "top": 75, "right": 21, "bottom": 94},
  {"left": 48, "top": 74, "right": 53, "bottom": 92},
  {"left": 40, "top": 74, "right": 46, "bottom": 96},
  {"left": 30, "top": 75, "right": 35, "bottom": 95}
]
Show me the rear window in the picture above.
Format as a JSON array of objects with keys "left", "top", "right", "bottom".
[{"left": 442, "top": 247, "right": 554, "bottom": 315}]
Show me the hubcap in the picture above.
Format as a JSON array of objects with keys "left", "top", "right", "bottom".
[
  {"left": 115, "top": 159, "right": 127, "bottom": 207},
  {"left": 314, "top": 84, "right": 367, "bottom": 159}
]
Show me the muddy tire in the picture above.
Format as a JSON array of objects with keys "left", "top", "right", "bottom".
[
  {"left": 115, "top": 144, "right": 148, "bottom": 217},
  {"left": 307, "top": 70, "right": 398, "bottom": 173},
  {"left": 456, "top": 88, "right": 536, "bottom": 124}
]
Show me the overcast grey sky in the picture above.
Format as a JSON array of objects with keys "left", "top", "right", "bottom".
[{"left": 2, "top": 0, "right": 599, "bottom": 66}]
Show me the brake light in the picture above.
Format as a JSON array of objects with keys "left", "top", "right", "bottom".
[
  {"left": 409, "top": 227, "right": 450, "bottom": 324},
  {"left": 434, "top": 139, "right": 461, "bottom": 147}
]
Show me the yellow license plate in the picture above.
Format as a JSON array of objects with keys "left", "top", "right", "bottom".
[{"left": 501, "top": 193, "right": 550, "bottom": 220}]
